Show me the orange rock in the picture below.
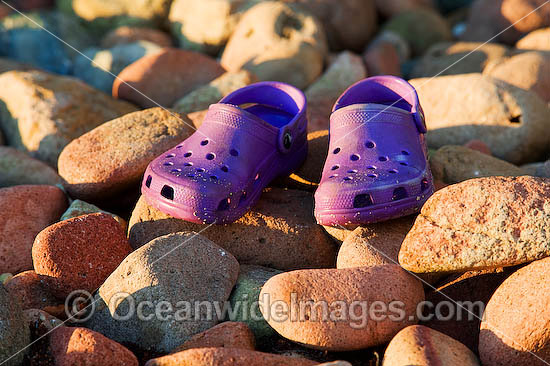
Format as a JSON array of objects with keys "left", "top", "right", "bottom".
[
  {"left": 464, "top": 139, "right": 491, "bottom": 155},
  {"left": 173, "top": 322, "right": 255, "bottom": 352},
  {"left": 4, "top": 270, "right": 60, "bottom": 310},
  {"left": 101, "top": 26, "right": 173, "bottom": 48},
  {"left": 516, "top": 27, "right": 550, "bottom": 51}
]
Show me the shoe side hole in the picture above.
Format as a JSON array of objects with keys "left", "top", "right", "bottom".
[
  {"left": 161, "top": 185, "right": 174, "bottom": 200},
  {"left": 353, "top": 194, "right": 373, "bottom": 208},
  {"left": 217, "top": 198, "right": 230, "bottom": 211},
  {"left": 392, "top": 187, "right": 408, "bottom": 201},
  {"left": 145, "top": 175, "right": 152, "bottom": 188}
]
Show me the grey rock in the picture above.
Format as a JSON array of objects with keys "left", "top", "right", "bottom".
[{"left": 0, "top": 284, "right": 30, "bottom": 366}]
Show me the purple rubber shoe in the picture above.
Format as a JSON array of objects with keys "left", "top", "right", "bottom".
[
  {"left": 314, "top": 76, "right": 434, "bottom": 226},
  {"left": 142, "top": 81, "right": 307, "bottom": 224}
]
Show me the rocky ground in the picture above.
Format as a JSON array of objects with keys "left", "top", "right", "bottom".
[{"left": 1, "top": 0, "right": 550, "bottom": 365}]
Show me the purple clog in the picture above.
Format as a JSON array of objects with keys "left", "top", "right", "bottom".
[
  {"left": 141, "top": 81, "right": 307, "bottom": 224},
  {"left": 314, "top": 76, "right": 434, "bottom": 226}
]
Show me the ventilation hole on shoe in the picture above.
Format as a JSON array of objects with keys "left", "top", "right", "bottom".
[
  {"left": 367, "top": 165, "right": 376, "bottom": 170},
  {"left": 187, "top": 173, "right": 195, "bottom": 178},
  {"left": 230, "top": 149, "right": 239, "bottom": 157},
  {"left": 210, "top": 175, "right": 218, "bottom": 181},
  {"left": 401, "top": 150, "right": 410, "bottom": 156},
  {"left": 221, "top": 165, "right": 229, "bottom": 172},
  {"left": 171, "top": 168, "right": 181, "bottom": 173},
  {"left": 329, "top": 174, "right": 338, "bottom": 178},
  {"left": 366, "top": 141, "right": 375, "bottom": 148},
  {"left": 331, "top": 165, "right": 339, "bottom": 171},
  {"left": 166, "top": 153, "right": 175, "bottom": 158},
  {"left": 184, "top": 162, "right": 193, "bottom": 167},
  {"left": 145, "top": 175, "right": 152, "bottom": 188},
  {"left": 392, "top": 187, "right": 408, "bottom": 201},
  {"left": 348, "top": 169, "right": 357, "bottom": 174},
  {"left": 353, "top": 194, "right": 373, "bottom": 208},
  {"left": 389, "top": 169, "right": 398, "bottom": 174},
  {"left": 333, "top": 147, "right": 341, "bottom": 154},
  {"left": 184, "top": 152, "right": 192, "bottom": 157},
  {"left": 217, "top": 198, "right": 230, "bottom": 211},
  {"left": 421, "top": 178, "right": 430, "bottom": 192},
  {"left": 510, "top": 115, "right": 521, "bottom": 123},
  {"left": 350, "top": 154, "right": 360, "bottom": 161},
  {"left": 176, "top": 145, "right": 183, "bottom": 149},
  {"left": 196, "top": 168, "right": 205, "bottom": 173},
  {"left": 368, "top": 173, "right": 377, "bottom": 178},
  {"left": 343, "top": 176, "right": 353, "bottom": 181},
  {"left": 163, "top": 161, "right": 173, "bottom": 166},
  {"left": 161, "top": 185, "right": 174, "bottom": 200},
  {"left": 400, "top": 162, "right": 408, "bottom": 166},
  {"left": 379, "top": 156, "right": 388, "bottom": 162},
  {"left": 206, "top": 153, "right": 215, "bottom": 160},
  {"left": 201, "top": 140, "right": 209, "bottom": 146}
]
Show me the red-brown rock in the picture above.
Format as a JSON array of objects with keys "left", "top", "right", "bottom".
[{"left": 173, "top": 322, "right": 255, "bottom": 352}]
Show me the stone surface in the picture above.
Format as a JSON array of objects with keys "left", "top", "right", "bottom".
[
  {"left": 226, "top": 265, "right": 283, "bottom": 346},
  {"left": 430, "top": 145, "right": 525, "bottom": 185},
  {"left": 25, "top": 309, "right": 64, "bottom": 336},
  {"left": 409, "top": 74, "right": 550, "bottom": 164},
  {"left": 173, "top": 70, "right": 258, "bottom": 113},
  {"left": 522, "top": 160, "right": 550, "bottom": 177},
  {"left": 32, "top": 213, "right": 132, "bottom": 298},
  {"left": 375, "top": 0, "right": 434, "bottom": 17},
  {"left": 101, "top": 26, "right": 173, "bottom": 48},
  {"left": 50, "top": 326, "right": 138, "bottom": 366},
  {"left": 86, "top": 232, "right": 239, "bottom": 353},
  {"left": 479, "top": 257, "right": 550, "bottom": 365},
  {"left": 113, "top": 48, "right": 225, "bottom": 108},
  {"left": 484, "top": 51, "right": 550, "bottom": 102},
  {"left": 0, "top": 185, "right": 67, "bottom": 274},
  {"left": 221, "top": 1, "right": 328, "bottom": 89},
  {"left": 411, "top": 41, "right": 509, "bottom": 78},
  {"left": 516, "top": 27, "right": 550, "bottom": 51},
  {"left": 383, "top": 325, "right": 480, "bottom": 366},
  {"left": 4, "top": 270, "right": 60, "bottom": 311},
  {"left": 0, "top": 284, "right": 30, "bottom": 366},
  {"left": 305, "top": 51, "right": 366, "bottom": 132},
  {"left": 399, "top": 176, "right": 550, "bottom": 273},
  {"left": 0, "top": 57, "right": 33, "bottom": 74},
  {"left": 0, "top": 146, "right": 64, "bottom": 187},
  {"left": 173, "top": 322, "right": 255, "bottom": 352},
  {"left": 129, "top": 189, "right": 337, "bottom": 270},
  {"left": 74, "top": 41, "right": 162, "bottom": 93},
  {"left": 0, "top": 70, "right": 137, "bottom": 167},
  {"left": 58, "top": 108, "right": 195, "bottom": 201},
  {"left": 363, "top": 33, "right": 405, "bottom": 77},
  {"left": 145, "top": 347, "right": 317, "bottom": 366},
  {"left": 464, "top": 139, "right": 491, "bottom": 155},
  {"left": 260, "top": 265, "right": 424, "bottom": 351},
  {"left": 60, "top": 199, "right": 127, "bottom": 231}
]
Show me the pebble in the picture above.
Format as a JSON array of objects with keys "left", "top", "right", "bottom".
[
  {"left": 383, "top": 325, "right": 480, "bottom": 366},
  {"left": 145, "top": 347, "right": 317, "bottom": 366},
  {"left": 516, "top": 27, "right": 550, "bottom": 51},
  {"left": 464, "top": 139, "right": 491, "bottom": 155},
  {"left": 0, "top": 70, "right": 136, "bottom": 166},
  {"left": 479, "top": 257, "right": 550, "bottom": 365},
  {"left": 305, "top": 51, "right": 366, "bottom": 132},
  {"left": 0, "top": 146, "right": 64, "bottom": 187},
  {"left": 113, "top": 48, "right": 225, "bottom": 108},
  {"left": 0, "top": 284, "right": 30, "bottom": 366},
  {"left": 173, "top": 322, "right": 255, "bottom": 352},
  {"left": 363, "top": 34, "right": 404, "bottom": 77},
  {"left": 375, "top": 0, "right": 434, "bottom": 17},
  {"left": 260, "top": 265, "right": 424, "bottom": 351},
  {"left": 429, "top": 145, "right": 525, "bottom": 185},
  {"left": 85, "top": 232, "right": 239, "bottom": 353},
  {"left": 58, "top": 108, "right": 195, "bottom": 201},
  {"left": 399, "top": 176, "right": 550, "bottom": 273},
  {"left": 220, "top": 2, "right": 328, "bottom": 89},
  {"left": 173, "top": 70, "right": 258, "bottom": 114},
  {"left": 74, "top": 41, "right": 163, "bottom": 93},
  {"left": 101, "top": 26, "right": 173, "bottom": 48},
  {"left": 409, "top": 73, "right": 550, "bottom": 164},
  {"left": 50, "top": 326, "right": 138, "bottom": 366},
  {"left": 32, "top": 213, "right": 132, "bottom": 298},
  {"left": 25, "top": 308, "right": 64, "bottom": 336},
  {"left": 0, "top": 185, "right": 67, "bottom": 274},
  {"left": 60, "top": 199, "right": 127, "bottom": 231},
  {"left": 0, "top": 56, "right": 33, "bottom": 74},
  {"left": 4, "top": 270, "right": 60, "bottom": 311},
  {"left": 522, "top": 160, "right": 550, "bottom": 178},
  {"left": 128, "top": 188, "right": 337, "bottom": 270}
]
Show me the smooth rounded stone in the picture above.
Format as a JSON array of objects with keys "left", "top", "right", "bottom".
[
  {"left": 484, "top": 51, "right": 550, "bottom": 102},
  {"left": 409, "top": 74, "right": 550, "bottom": 165},
  {"left": 383, "top": 7, "right": 452, "bottom": 57},
  {"left": 25, "top": 309, "right": 63, "bottom": 336},
  {"left": 60, "top": 199, "right": 127, "bottom": 231},
  {"left": 57, "top": 0, "right": 171, "bottom": 35},
  {"left": 74, "top": 41, "right": 163, "bottom": 94},
  {"left": 129, "top": 188, "right": 336, "bottom": 270},
  {"left": 516, "top": 27, "right": 550, "bottom": 51},
  {"left": 0, "top": 11, "right": 93, "bottom": 74},
  {"left": 0, "top": 284, "right": 30, "bottom": 366},
  {"left": 375, "top": 0, "right": 434, "bottom": 17},
  {"left": 58, "top": 108, "right": 195, "bottom": 201},
  {"left": 410, "top": 41, "right": 509, "bottom": 78},
  {"left": 260, "top": 265, "right": 425, "bottom": 351},
  {"left": 145, "top": 347, "right": 317, "bottom": 366},
  {"left": 101, "top": 26, "right": 173, "bottom": 48},
  {"left": 0, "top": 185, "right": 67, "bottom": 274},
  {"left": 50, "top": 326, "right": 138, "bottom": 366},
  {"left": 173, "top": 70, "right": 258, "bottom": 114},
  {"left": 479, "top": 257, "right": 550, "bottom": 365},
  {"left": 4, "top": 270, "right": 60, "bottom": 311},
  {"left": 399, "top": 176, "right": 550, "bottom": 274},
  {"left": 32, "top": 213, "right": 132, "bottom": 298},
  {"left": 430, "top": 145, "right": 525, "bottom": 185},
  {"left": 522, "top": 160, "right": 550, "bottom": 177},
  {"left": 383, "top": 325, "right": 480, "bottom": 366},
  {"left": 363, "top": 35, "right": 403, "bottom": 77},
  {"left": 86, "top": 232, "right": 240, "bottom": 353},
  {"left": 220, "top": 1, "right": 328, "bottom": 90},
  {"left": 464, "top": 139, "right": 491, "bottom": 155},
  {"left": 226, "top": 265, "right": 283, "bottom": 346},
  {"left": 0, "top": 57, "right": 34, "bottom": 74},
  {"left": 113, "top": 48, "right": 225, "bottom": 108},
  {"left": 305, "top": 51, "right": 366, "bottom": 132},
  {"left": 173, "top": 322, "right": 255, "bottom": 352},
  {"left": 0, "top": 70, "right": 137, "bottom": 167},
  {"left": 461, "top": 0, "right": 550, "bottom": 44},
  {"left": 0, "top": 146, "right": 64, "bottom": 187},
  {"left": 337, "top": 217, "right": 415, "bottom": 269}
]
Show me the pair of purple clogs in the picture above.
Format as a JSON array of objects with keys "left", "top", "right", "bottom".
[{"left": 141, "top": 76, "right": 434, "bottom": 227}]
